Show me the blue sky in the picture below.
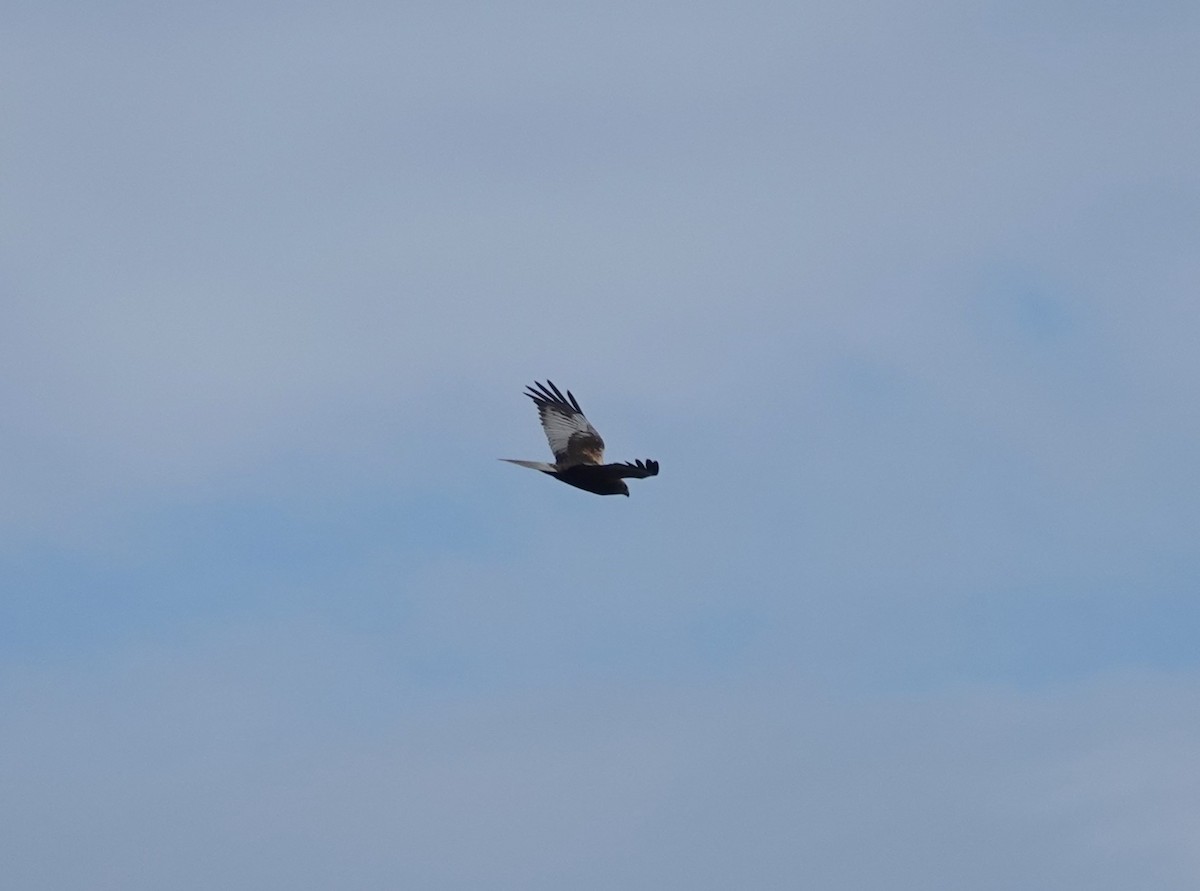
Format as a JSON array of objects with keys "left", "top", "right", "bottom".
[{"left": 3, "top": 1, "right": 1199, "bottom": 888}]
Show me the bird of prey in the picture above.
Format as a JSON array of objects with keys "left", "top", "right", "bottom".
[{"left": 502, "top": 381, "right": 659, "bottom": 496}]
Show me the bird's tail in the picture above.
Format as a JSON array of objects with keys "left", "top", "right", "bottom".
[{"left": 499, "top": 459, "right": 558, "bottom": 473}]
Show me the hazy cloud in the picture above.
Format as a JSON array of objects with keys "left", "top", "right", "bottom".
[{"left": 2, "top": 1, "right": 1198, "bottom": 886}]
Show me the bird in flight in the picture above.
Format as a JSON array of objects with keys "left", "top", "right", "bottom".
[{"left": 502, "top": 381, "right": 659, "bottom": 496}]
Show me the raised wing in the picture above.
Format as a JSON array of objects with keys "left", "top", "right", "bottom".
[
  {"left": 606, "top": 459, "right": 659, "bottom": 479},
  {"left": 525, "top": 380, "right": 605, "bottom": 466}
]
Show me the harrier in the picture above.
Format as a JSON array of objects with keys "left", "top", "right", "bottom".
[{"left": 502, "top": 380, "right": 659, "bottom": 496}]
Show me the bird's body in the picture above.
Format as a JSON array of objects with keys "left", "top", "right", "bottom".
[
  {"left": 504, "top": 457, "right": 660, "bottom": 496},
  {"left": 502, "top": 381, "right": 659, "bottom": 497}
]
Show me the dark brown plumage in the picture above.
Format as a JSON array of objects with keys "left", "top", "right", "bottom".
[{"left": 502, "top": 381, "right": 660, "bottom": 496}]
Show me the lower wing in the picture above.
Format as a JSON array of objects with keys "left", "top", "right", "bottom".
[{"left": 607, "top": 459, "right": 659, "bottom": 479}]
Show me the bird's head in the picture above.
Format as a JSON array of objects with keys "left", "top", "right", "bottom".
[{"left": 615, "top": 480, "right": 630, "bottom": 497}]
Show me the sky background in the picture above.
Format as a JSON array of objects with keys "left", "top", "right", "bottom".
[{"left": 3, "top": 1, "right": 1199, "bottom": 888}]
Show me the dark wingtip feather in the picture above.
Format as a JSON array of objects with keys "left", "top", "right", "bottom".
[
  {"left": 524, "top": 380, "right": 583, "bottom": 415},
  {"left": 525, "top": 381, "right": 555, "bottom": 405}
]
